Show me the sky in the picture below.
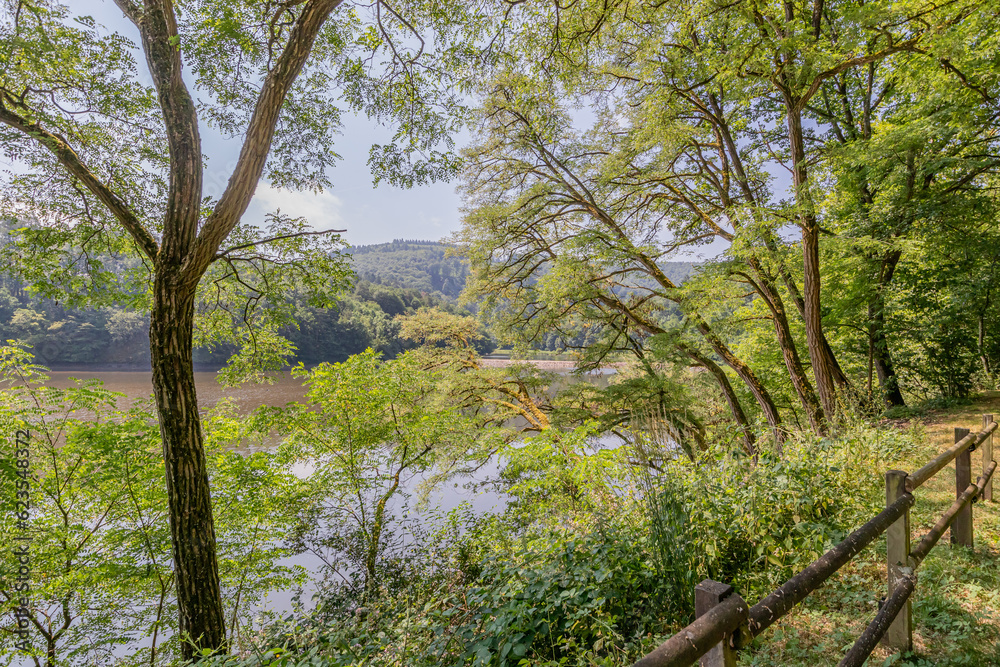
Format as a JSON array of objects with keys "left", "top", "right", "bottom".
[{"left": 206, "top": 112, "right": 466, "bottom": 248}]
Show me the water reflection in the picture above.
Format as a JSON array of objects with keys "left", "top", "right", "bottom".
[{"left": 14, "top": 366, "right": 615, "bottom": 662}]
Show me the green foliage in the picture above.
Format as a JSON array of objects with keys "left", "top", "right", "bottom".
[
  {"left": 1, "top": 0, "right": 999, "bottom": 664},
  {"left": 0, "top": 344, "right": 307, "bottom": 663},
  {"left": 198, "top": 521, "right": 667, "bottom": 667},
  {"left": 642, "top": 428, "right": 917, "bottom": 605},
  {"left": 246, "top": 347, "right": 504, "bottom": 595},
  {"left": 349, "top": 241, "right": 471, "bottom": 299},
  {"left": 495, "top": 424, "right": 622, "bottom": 529},
  {"left": 0, "top": 239, "right": 492, "bottom": 368},
  {"left": 207, "top": 406, "right": 923, "bottom": 667}
]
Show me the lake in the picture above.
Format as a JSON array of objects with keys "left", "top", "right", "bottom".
[
  {"left": 42, "top": 359, "right": 613, "bottom": 412},
  {"left": 10, "top": 365, "right": 614, "bottom": 663},
  {"left": 44, "top": 370, "right": 309, "bottom": 412}
]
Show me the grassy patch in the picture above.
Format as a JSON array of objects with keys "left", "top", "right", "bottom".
[{"left": 746, "top": 394, "right": 1000, "bottom": 666}]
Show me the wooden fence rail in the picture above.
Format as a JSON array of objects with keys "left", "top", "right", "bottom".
[{"left": 633, "top": 415, "right": 998, "bottom": 667}]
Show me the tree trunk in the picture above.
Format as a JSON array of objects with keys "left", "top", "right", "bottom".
[
  {"left": 777, "top": 260, "right": 853, "bottom": 395},
  {"left": 869, "top": 249, "right": 905, "bottom": 407},
  {"left": 868, "top": 298, "right": 905, "bottom": 407},
  {"left": 787, "top": 104, "right": 839, "bottom": 419},
  {"left": 709, "top": 89, "right": 852, "bottom": 405},
  {"left": 980, "top": 313, "right": 992, "bottom": 377},
  {"left": 748, "top": 260, "right": 827, "bottom": 434},
  {"left": 768, "top": 290, "right": 826, "bottom": 433},
  {"left": 694, "top": 320, "right": 784, "bottom": 443},
  {"left": 592, "top": 290, "right": 783, "bottom": 443},
  {"left": 150, "top": 270, "right": 226, "bottom": 658},
  {"left": 800, "top": 220, "right": 838, "bottom": 417},
  {"left": 978, "top": 278, "right": 994, "bottom": 379},
  {"left": 685, "top": 347, "right": 757, "bottom": 456}
]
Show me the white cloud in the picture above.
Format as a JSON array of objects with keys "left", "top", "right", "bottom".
[{"left": 249, "top": 184, "right": 345, "bottom": 230}]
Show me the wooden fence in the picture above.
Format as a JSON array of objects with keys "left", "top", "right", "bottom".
[{"left": 633, "top": 415, "right": 998, "bottom": 667}]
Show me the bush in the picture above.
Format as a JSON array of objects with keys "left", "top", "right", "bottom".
[
  {"left": 644, "top": 423, "right": 921, "bottom": 604},
  {"left": 219, "top": 421, "right": 922, "bottom": 667}
]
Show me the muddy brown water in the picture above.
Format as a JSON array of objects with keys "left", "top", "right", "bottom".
[
  {"left": 42, "top": 359, "right": 613, "bottom": 413},
  {"left": 43, "top": 370, "right": 309, "bottom": 413}
]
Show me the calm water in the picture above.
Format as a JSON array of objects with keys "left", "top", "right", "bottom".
[
  {"left": 44, "top": 370, "right": 309, "bottom": 413},
  {"left": 43, "top": 362, "right": 614, "bottom": 412}
]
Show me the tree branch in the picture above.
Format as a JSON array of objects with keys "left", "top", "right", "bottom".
[
  {"left": 215, "top": 227, "right": 346, "bottom": 259},
  {"left": 112, "top": 0, "right": 143, "bottom": 25},
  {"left": 138, "top": 0, "right": 203, "bottom": 264},
  {"left": 796, "top": 39, "right": 921, "bottom": 110},
  {"left": 183, "top": 0, "right": 345, "bottom": 284},
  {"left": 0, "top": 100, "right": 159, "bottom": 260}
]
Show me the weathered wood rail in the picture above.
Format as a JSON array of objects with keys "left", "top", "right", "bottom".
[{"left": 633, "top": 415, "right": 998, "bottom": 667}]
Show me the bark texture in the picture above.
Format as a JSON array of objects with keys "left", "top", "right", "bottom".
[
  {"left": 786, "top": 104, "right": 839, "bottom": 420},
  {"left": 743, "top": 259, "right": 827, "bottom": 434},
  {"left": 150, "top": 273, "right": 226, "bottom": 653},
  {"left": 0, "top": 0, "right": 347, "bottom": 658}
]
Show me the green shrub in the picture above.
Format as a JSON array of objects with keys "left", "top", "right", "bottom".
[
  {"left": 644, "top": 424, "right": 921, "bottom": 603},
  {"left": 220, "top": 421, "right": 921, "bottom": 667}
]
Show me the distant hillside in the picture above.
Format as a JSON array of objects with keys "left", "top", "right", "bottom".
[
  {"left": 347, "top": 240, "right": 698, "bottom": 300},
  {"left": 0, "top": 233, "right": 698, "bottom": 366},
  {"left": 648, "top": 262, "right": 697, "bottom": 288},
  {"left": 347, "top": 240, "right": 469, "bottom": 299}
]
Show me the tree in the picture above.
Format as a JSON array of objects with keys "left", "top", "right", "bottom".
[
  {"left": 643, "top": 0, "right": 990, "bottom": 417},
  {"left": 457, "top": 0, "right": 996, "bottom": 426},
  {"left": 0, "top": 0, "right": 463, "bottom": 655},
  {"left": 814, "top": 34, "right": 1000, "bottom": 405},
  {"left": 398, "top": 308, "right": 557, "bottom": 434},
  {"left": 0, "top": 345, "right": 305, "bottom": 665},
  {"left": 253, "top": 348, "right": 502, "bottom": 595},
  {"left": 456, "top": 83, "right": 775, "bottom": 451}
]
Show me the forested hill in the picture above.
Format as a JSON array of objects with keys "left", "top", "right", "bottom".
[
  {"left": 347, "top": 239, "right": 697, "bottom": 300},
  {"left": 0, "top": 240, "right": 697, "bottom": 368},
  {"left": 347, "top": 240, "right": 470, "bottom": 299}
]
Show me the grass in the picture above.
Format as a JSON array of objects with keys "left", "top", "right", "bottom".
[{"left": 745, "top": 394, "right": 1000, "bottom": 666}]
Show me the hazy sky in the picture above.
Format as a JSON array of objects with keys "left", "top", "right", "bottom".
[
  {"left": 233, "top": 114, "right": 465, "bottom": 248},
  {"left": 194, "top": 90, "right": 471, "bottom": 248}
]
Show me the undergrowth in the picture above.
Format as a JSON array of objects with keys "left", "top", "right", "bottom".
[{"left": 193, "top": 418, "right": 967, "bottom": 667}]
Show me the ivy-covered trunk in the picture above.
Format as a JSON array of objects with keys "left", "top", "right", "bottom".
[
  {"left": 869, "top": 249, "right": 905, "bottom": 407},
  {"left": 150, "top": 270, "right": 227, "bottom": 657}
]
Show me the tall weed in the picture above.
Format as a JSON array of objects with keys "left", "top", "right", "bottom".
[{"left": 637, "top": 421, "right": 921, "bottom": 608}]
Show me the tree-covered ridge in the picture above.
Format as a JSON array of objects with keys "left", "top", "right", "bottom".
[
  {"left": 349, "top": 239, "right": 697, "bottom": 302},
  {"left": 346, "top": 240, "right": 471, "bottom": 299},
  {"left": 0, "top": 234, "right": 694, "bottom": 367},
  {"left": 0, "top": 273, "right": 482, "bottom": 368}
]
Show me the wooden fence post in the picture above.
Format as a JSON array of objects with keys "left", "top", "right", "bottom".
[
  {"left": 695, "top": 580, "right": 738, "bottom": 667},
  {"left": 952, "top": 427, "right": 973, "bottom": 547},
  {"left": 984, "top": 415, "right": 994, "bottom": 502},
  {"left": 884, "top": 470, "right": 912, "bottom": 651}
]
